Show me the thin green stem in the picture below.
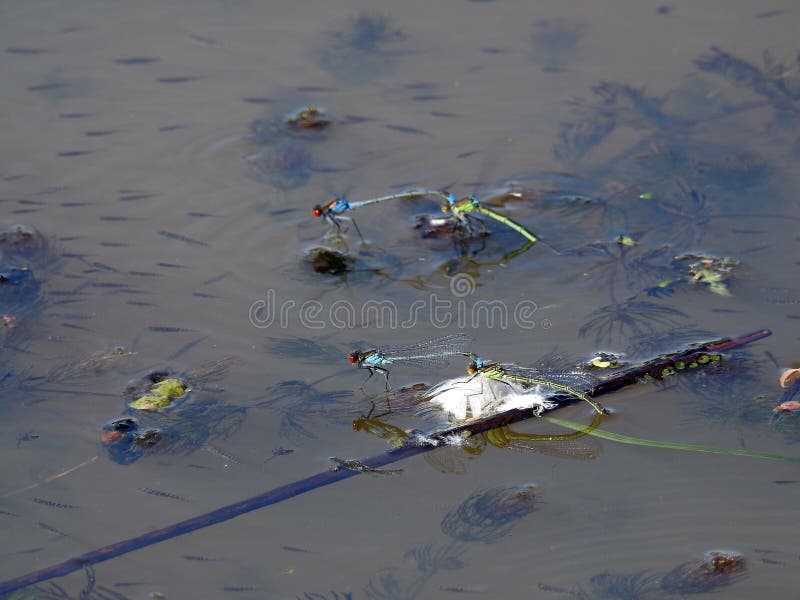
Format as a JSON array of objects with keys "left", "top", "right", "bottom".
[{"left": 543, "top": 416, "right": 800, "bottom": 463}]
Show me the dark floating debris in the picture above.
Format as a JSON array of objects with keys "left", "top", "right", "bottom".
[
  {"left": 286, "top": 106, "right": 331, "bottom": 131},
  {"left": 158, "top": 230, "right": 208, "bottom": 246},
  {"left": 6, "top": 47, "right": 50, "bottom": 55},
  {"left": 156, "top": 76, "right": 202, "bottom": 84},
  {"left": 16, "top": 431, "right": 39, "bottom": 448},
  {"left": 383, "top": 123, "right": 431, "bottom": 136},
  {"left": 57, "top": 150, "right": 94, "bottom": 157},
  {"left": 113, "top": 57, "right": 160, "bottom": 65},
  {"left": 305, "top": 247, "right": 354, "bottom": 276}
]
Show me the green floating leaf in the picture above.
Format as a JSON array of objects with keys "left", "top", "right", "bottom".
[{"left": 128, "top": 378, "right": 188, "bottom": 410}]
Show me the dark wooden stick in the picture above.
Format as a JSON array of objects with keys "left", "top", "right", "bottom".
[{"left": 0, "top": 329, "right": 771, "bottom": 595}]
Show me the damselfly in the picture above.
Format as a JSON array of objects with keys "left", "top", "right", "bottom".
[
  {"left": 313, "top": 189, "right": 451, "bottom": 240},
  {"left": 442, "top": 194, "right": 540, "bottom": 243},
  {"left": 465, "top": 355, "right": 607, "bottom": 414},
  {"left": 349, "top": 333, "right": 472, "bottom": 390}
]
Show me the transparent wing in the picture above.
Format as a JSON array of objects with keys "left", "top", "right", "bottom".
[
  {"left": 499, "top": 435, "right": 603, "bottom": 460},
  {"left": 379, "top": 333, "right": 473, "bottom": 368},
  {"left": 423, "top": 447, "right": 467, "bottom": 474},
  {"left": 497, "top": 362, "right": 598, "bottom": 392}
]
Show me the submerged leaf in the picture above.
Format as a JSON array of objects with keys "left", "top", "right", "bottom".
[
  {"left": 660, "top": 551, "right": 747, "bottom": 595},
  {"left": 440, "top": 483, "right": 538, "bottom": 544}
]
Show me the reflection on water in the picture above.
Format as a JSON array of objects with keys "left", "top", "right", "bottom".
[{"left": 2, "top": 0, "right": 800, "bottom": 597}]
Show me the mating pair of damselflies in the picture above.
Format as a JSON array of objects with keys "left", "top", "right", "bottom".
[
  {"left": 313, "top": 189, "right": 540, "bottom": 244},
  {"left": 348, "top": 333, "right": 606, "bottom": 415}
]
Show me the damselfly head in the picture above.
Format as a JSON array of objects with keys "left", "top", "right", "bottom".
[
  {"left": 441, "top": 192, "right": 458, "bottom": 214},
  {"left": 312, "top": 205, "right": 325, "bottom": 217},
  {"left": 467, "top": 356, "right": 485, "bottom": 374},
  {"left": 348, "top": 351, "right": 362, "bottom": 364}
]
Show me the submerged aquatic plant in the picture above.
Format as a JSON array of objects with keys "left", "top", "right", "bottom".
[
  {"left": 0, "top": 266, "right": 43, "bottom": 351},
  {"left": 0, "top": 266, "right": 41, "bottom": 310},
  {"left": 540, "top": 556, "right": 746, "bottom": 600},
  {"left": 362, "top": 570, "right": 410, "bottom": 600},
  {"left": 772, "top": 408, "right": 800, "bottom": 445},
  {"left": 623, "top": 181, "right": 712, "bottom": 249},
  {"left": 359, "top": 543, "right": 468, "bottom": 600},
  {"left": 309, "top": 512, "right": 472, "bottom": 600},
  {"left": 314, "top": 12, "right": 408, "bottom": 83},
  {"left": 695, "top": 46, "right": 800, "bottom": 113},
  {"left": 335, "top": 12, "right": 405, "bottom": 52},
  {"left": 102, "top": 396, "right": 246, "bottom": 465},
  {"left": 403, "top": 543, "right": 468, "bottom": 575},
  {"left": 101, "top": 360, "right": 245, "bottom": 465},
  {"left": 567, "top": 237, "right": 675, "bottom": 297},
  {"left": 579, "top": 297, "right": 687, "bottom": 346},
  {"left": 621, "top": 331, "right": 766, "bottom": 413},
  {"left": 530, "top": 18, "right": 585, "bottom": 72},
  {"left": 551, "top": 62, "right": 783, "bottom": 236},
  {"left": 675, "top": 348, "right": 771, "bottom": 427},
  {"left": 624, "top": 326, "right": 717, "bottom": 358},
  {"left": 552, "top": 80, "right": 686, "bottom": 165},
  {"left": 585, "top": 571, "right": 660, "bottom": 600},
  {"left": 553, "top": 111, "right": 617, "bottom": 165},
  {"left": 45, "top": 347, "right": 137, "bottom": 383},
  {"left": 256, "top": 380, "right": 357, "bottom": 445},
  {"left": 0, "top": 224, "right": 58, "bottom": 269},
  {"left": 659, "top": 551, "right": 747, "bottom": 595},
  {"left": 264, "top": 336, "right": 344, "bottom": 365},
  {"left": 440, "top": 483, "right": 538, "bottom": 544},
  {"left": 248, "top": 144, "right": 314, "bottom": 190},
  {"left": 14, "top": 564, "right": 130, "bottom": 600}
]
